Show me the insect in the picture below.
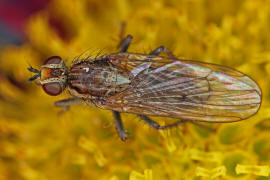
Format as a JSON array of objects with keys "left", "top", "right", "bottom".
[{"left": 28, "top": 35, "right": 262, "bottom": 141}]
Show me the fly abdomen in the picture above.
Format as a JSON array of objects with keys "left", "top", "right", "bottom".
[{"left": 68, "top": 60, "right": 130, "bottom": 97}]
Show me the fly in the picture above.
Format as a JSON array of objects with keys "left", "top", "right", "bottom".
[{"left": 28, "top": 35, "right": 262, "bottom": 141}]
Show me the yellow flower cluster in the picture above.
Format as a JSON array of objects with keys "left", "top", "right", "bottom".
[{"left": 0, "top": 0, "right": 270, "bottom": 179}]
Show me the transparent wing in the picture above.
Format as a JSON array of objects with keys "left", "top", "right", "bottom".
[{"left": 102, "top": 53, "right": 261, "bottom": 122}]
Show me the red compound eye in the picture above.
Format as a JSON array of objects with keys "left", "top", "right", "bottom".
[
  {"left": 44, "top": 56, "right": 62, "bottom": 65},
  {"left": 42, "top": 82, "right": 62, "bottom": 96}
]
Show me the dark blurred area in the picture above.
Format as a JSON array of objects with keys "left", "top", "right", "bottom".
[{"left": 0, "top": 0, "right": 50, "bottom": 47}]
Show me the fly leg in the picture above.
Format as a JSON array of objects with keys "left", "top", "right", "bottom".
[
  {"left": 137, "top": 115, "right": 215, "bottom": 132},
  {"left": 117, "top": 22, "right": 133, "bottom": 52},
  {"left": 118, "top": 34, "right": 133, "bottom": 52},
  {"left": 55, "top": 98, "right": 83, "bottom": 114},
  {"left": 137, "top": 115, "right": 185, "bottom": 129},
  {"left": 114, "top": 26, "right": 131, "bottom": 141},
  {"left": 150, "top": 46, "right": 176, "bottom": 58},
  {"left": 112, "top": 111, "right": 127, "bottom": 141}
]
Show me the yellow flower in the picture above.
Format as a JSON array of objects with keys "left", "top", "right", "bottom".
[{"left": 0, "top": 0, "right": 269, "bottom": 179}]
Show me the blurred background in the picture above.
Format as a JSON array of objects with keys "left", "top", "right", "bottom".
[
  {"left": 0, "top": 0, "right": 270, "bottom": 179},
  {"left": 0, "top": 0, "right": 49, "bottom": 46}
]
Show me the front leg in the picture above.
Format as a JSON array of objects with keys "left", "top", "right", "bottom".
[{"left": 55, "top": 98, "right": 83, "bottom": 113}]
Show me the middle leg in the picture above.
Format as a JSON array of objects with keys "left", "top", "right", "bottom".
[
  {"left": 112, "top": 111, "right": 127, "bottom": 141},
  {"left": 118, "top": 35, "right": 133, "bottom": 53}
]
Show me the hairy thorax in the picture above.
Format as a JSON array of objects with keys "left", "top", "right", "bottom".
[{"left": 68, "top": 60, "right": 131, "bottom": 98}]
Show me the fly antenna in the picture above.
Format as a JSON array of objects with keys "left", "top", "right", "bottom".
[{"left": 27, "top": 66, "right": 41, "bottom": 82}]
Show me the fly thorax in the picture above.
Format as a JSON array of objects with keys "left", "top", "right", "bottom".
[{"left": 69, "top": 61, "right": 130, "bottom": 97}]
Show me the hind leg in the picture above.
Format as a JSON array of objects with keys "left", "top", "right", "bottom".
[
  {"left": 150, "top": 46, "right": 176, "bottom": 58},
  {"left": 137, "top": 115, "right": 215, "bottom": 132},
  {"left": 137, "top": 115, "right": 185, "bottom": 129}
]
